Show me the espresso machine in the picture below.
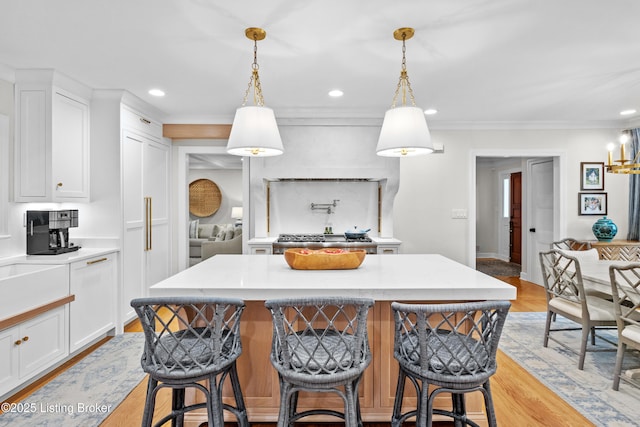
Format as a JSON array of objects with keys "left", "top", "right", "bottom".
[{"left": 26, "top": 210, "right": 80, "bottom": 255}]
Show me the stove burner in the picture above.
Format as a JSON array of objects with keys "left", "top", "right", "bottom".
[{"left": 277, "top": 234, "right": 326, "bottom": 243}]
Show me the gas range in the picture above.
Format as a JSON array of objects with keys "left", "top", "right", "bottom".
[{"left": 272, "top": 233, "right": 377, "bottom": 254}]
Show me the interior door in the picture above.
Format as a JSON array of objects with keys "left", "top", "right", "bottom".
[
  {"left": 529, "top": 159, "right": 554, "bottom": 285},
  {"left": 510, "top": 172, "right": 522, "bottom": 264}
]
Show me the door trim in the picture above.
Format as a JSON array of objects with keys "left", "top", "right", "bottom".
[{"left": 469, "top": 149, "right": 567, "bottom": 281}]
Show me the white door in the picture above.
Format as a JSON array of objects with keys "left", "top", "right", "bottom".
[
  {"left": 528, "top": 158, "right": 554, "bottom": 285},
  {"left": 122, "top": 131, "right": 145, "bottom": 322},
  {"left": 144, "top": 139, "right": 170, "bottom": 288}
]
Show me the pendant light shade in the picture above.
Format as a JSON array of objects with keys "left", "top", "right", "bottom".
[
  {"left": 376, "top": 106, "right": 432, "bottom": 157},
  {"left": 227, "top": 106, "right": 283, "bottom": 156},
  {"left": 376, "top": 27, "right": 434, "bottom": 157},
  {"left": 227, "top": 27, "right": 283, "bottom": 157}
]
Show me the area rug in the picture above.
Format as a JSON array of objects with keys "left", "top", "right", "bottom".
[
  {"left": 476, "top": 258, "right": 521, "bottom": 277},
  {"left": 0, "top": 333, "right": 146, "bottom": 427},
  {"left": 501, "top": 312, "right": 640, "bottom": 427}
]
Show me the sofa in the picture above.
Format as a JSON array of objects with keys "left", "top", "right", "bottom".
[{"left": 189, "top": 222, "right": 242, "bottom": 265}]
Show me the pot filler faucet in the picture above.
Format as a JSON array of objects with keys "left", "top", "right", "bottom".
[{"left": 310, "top": 199, "right": 340, "bottom": 214}]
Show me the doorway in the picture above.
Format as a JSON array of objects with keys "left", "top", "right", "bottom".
[{"left": 470, "top": 150, "right": 566, "bottom": 285}]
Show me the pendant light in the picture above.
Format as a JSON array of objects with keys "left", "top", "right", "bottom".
[
  {"left": 376, "top": 27, "right": 434, "bottom": 157},
  {"left": 227, "top": 27, "right": 283, "bottom": 157}
]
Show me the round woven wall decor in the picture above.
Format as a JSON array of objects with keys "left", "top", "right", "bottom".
[{"left": 189, "top": 179, "right": 222, "bottom": 217}]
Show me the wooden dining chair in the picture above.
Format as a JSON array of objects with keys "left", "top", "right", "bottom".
[
  {"left": 609, "top": 263, "right": 640, "bottom": 390},
  {"left": 539, "top": 249, "right": 617, "bottom": 369}
]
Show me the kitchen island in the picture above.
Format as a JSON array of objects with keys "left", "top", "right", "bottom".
[{"left": 149, "top": 254, "right": 516, "bottom": 425}]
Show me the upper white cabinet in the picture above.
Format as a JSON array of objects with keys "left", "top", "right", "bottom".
[{"left": 14, "top": 69, "right": 91, "bottom": 202}]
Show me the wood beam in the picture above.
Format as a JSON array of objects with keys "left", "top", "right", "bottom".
[{"left": 162, "top": 124, "right": 232, "bottom": 139}]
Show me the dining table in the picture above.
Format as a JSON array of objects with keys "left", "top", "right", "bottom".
[{"left": 580, "top": 259, "right": 640, "bottom": 296}]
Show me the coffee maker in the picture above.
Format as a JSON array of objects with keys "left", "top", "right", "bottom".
[{"left": 26, "top": 210, "right": 80, "bottom": 255}]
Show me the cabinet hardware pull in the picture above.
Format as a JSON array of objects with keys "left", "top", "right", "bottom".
[
  {"left": 15, "top": 340, "right": 22, "bottom": 345},
  {"left": 22, "top": 336, "right": 28, "bottom": 342},
  {"left": 140, "top": 117, "right": 151, "bottom": 125},
  {"left": 56, "top": 182, "right": 63, "bottom": 188},
  {"left": 145, "top": 197, "right": 152, "bottom": 251},
  {"left": 87, "top": 257, "right": 108, "bottom": 265}
]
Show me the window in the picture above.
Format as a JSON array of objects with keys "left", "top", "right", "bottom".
[{"left": 502, "top": 177, "right": 510, "bottom": 219}]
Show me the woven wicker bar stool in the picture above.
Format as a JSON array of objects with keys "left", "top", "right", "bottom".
[
  {"left": 131, "top": 296, "right": 248, "bottom": 427},
  {"left": 265, "top": 297, "right": 374, "bottom": 427},
  {"left": 391, "top": 300, "right": 511, "bottom": 427}
]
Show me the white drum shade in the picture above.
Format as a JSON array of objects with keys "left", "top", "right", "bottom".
[
  {"left": 376, "top": 106, "right": 433, "bottom": 157},
  {"left": 227, "top": 106, "right": 284, "bottom": 157}
]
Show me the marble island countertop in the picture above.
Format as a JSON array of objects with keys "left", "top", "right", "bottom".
[{"left": 151, "top": 254, "right": 516, "bottom": 301}]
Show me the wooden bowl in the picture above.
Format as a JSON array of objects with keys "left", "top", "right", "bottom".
[{"left": 284, "top": 248, "right": 366, "bottom": 270}]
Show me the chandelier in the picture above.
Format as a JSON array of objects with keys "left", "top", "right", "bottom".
[
  {"left": 606, "top": 130, "right": 640, "bottom": 174},
  {"left": 376, "top": 27, "right": 434, "bottom": 157},
  {"left": 226, "top": 27, "right": 284, "bottom": 157}
]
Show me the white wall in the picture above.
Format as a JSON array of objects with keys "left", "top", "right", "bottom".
[{"left": 394, "top": 128, "right": 628, "bottom": 266}]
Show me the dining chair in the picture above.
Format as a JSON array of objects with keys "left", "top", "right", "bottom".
[
  {"left": 551, "top": 238, "right": 592, "bottom": 251},
  {"left": 539, "top": 249, "right": 617, "bottom": 370},
  {"left": 391, "top": 300, "right": 511, "bottom": 427},
  {"left": 609, "top": 263, "right": 640, "bottom": 390},
  {"left": 131, "top": 296, "right": 248, "bottom": 427},
  {"left": 264, "top": 297, "right": 374, "bottom": 427}
]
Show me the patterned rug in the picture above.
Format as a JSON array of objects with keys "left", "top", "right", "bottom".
[
  {"left": 0, "top": 333, "right": 145, "bottom": 427},
  {"left": 501, "top": 312, "right": 640, "bottom": 427},
  {"left": 476, "top": 258, "right": 521, "bottom": 277}
]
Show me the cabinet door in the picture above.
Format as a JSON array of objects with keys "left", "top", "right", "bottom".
[
  {"left": 52, "top": 92, "right": 90, "bottom": 200},
  {"left": 144, "top": 139, "right": 170, "bottom": 288},
  {"left": 19, "top": 306, "right": 68, "bottom": 380},
  {"left": 0, "top": 326, "right": 20, "bottom": 396},
  {"left": 122, "top": 131, "right": 145, "bottom": 322},
  {"left": 69, "top": 254, "right": 116, "bottom": 353},
  {"left": 16, "top": 89, "right": 48, "bottom": 199}
]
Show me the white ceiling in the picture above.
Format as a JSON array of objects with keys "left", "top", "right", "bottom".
[{"left": 1, "top": 0, "right": 639, "bottom": 127}]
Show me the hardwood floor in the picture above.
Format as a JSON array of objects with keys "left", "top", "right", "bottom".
[{"left": 4, "top": 275, "right": 594, "bottom": 426}]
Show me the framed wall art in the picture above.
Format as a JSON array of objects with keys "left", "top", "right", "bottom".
[
  {"left": 579, "top": 192, "right": 607, "bottom": 215},
  {"left": 580, "top": 162, "right": 605, "bottom": 191}
]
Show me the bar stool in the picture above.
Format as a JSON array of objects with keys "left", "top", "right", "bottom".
[
  {"left": 264, "top": 297, "right": 374, "bottom": 427},
  {"left": 131, "top": 296, "right": 248, "bottom": 427},
  {"left": 391, "top": 300, "right": 511, "bottom": 427}
]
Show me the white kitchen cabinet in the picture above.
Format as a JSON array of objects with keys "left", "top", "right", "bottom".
[
  {"left": 374, "top": 238, "right": 402, "bottom": 254},
  {"left": 121, "top": 107, "right": 170, "bottom": 323},
  {"left": 0, "top": 305, "right": 68, "bottom": 398},
  {"left": 69, "top": 253, "right": 117, "bottom": 353},
  {"left": 14, "top": 70, "right": 91, "bottom": 202}
]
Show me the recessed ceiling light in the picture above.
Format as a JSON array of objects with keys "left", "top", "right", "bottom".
[
  {"left": 148, "top": 89, "right": 165, "bottom": 97},
  {"left": 328, "top": 89, "right": 344, "bottom": 97},
  {"left": 424, "top": 109, "right": 438, "bottom": 115},
  {"left": 620, "top": 109, "right": 636, "bottom": 116}
]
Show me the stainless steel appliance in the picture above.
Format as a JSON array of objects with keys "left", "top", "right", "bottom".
[
  {"left": 26, "top": 210, "right": 80, "bottom": 255},
  {"left": 272, "top": 233, "right": 378, "bottom": 254}
]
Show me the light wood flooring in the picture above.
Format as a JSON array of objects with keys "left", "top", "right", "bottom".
[{"left": 4, "top": 276, "right": 594, "bottom": 427}]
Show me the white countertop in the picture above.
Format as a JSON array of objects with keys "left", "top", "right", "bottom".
[
  {"left": 0, "top": 248, "right": 119, "bottom": 266},
  {"left": 150, "top": 254, "right": 516, "bottom": 301}
]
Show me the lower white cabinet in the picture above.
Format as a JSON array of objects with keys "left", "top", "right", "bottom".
[
  {"left": 0, "top": 306, "right": 68, "bottom": 398},
  {"left": 69, "top": 252, "right": 116, "bottom": 353}
]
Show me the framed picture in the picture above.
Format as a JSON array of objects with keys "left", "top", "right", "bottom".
[
  {"left": 579, "top": 192, "right": 607, "bottom": 215},
  {"left": 580, "top": 162, "right": 605, "bottom": 190}
]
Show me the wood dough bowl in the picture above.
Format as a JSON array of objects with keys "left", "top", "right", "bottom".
[{"left": 284, "top": 248, "right": 366, "bottom": 270}]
